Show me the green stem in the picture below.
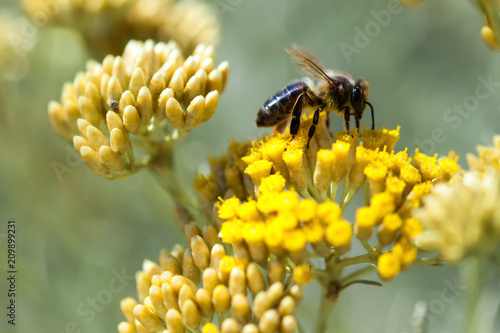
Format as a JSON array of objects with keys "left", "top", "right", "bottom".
[
  {"left": 360, "top": 239, "right": 374, "bottom": 254},
  {"left": 306, "top": 183, "right": 324, "bottom": 202},
  {"left": 413, "top": 255, "right": 442, "bottom": 266},
  {"left": 299, "top": 188, "right": 314, "bottom": 199},
  {"left": 339, "top": 265, "right": 376, "bottom": 286},
  {"left": 314, "top": 293, "right": 336, "bottom": 333},
  {"left": 335, "top": 253, "right": 375, "bottom": 270},
  {"left": 341, "top": 185, "right": 361, "bottom": 210},
  {"left": 329, "top": 181, "right": 339, "bottom": 202},
  {"left": 461, "top": 257, "right": 481, "bottom": 333},
  {"left": 150, "top": 167, "right": 209, "bottom": 226},
  {"left": 340, "top": 176, "right": 350, "bottom": 209}
]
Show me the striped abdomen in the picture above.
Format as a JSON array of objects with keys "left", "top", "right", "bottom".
[{"left": 256, "top": 81, "right": 309, "bottom": 127}]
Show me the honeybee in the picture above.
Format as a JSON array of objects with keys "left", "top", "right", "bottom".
[{"left": 256, "top": 45, "right": 374, "bottom": 148}]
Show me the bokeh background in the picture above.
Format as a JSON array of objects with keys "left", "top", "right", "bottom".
[{"left": 1, "top": 0, "right": 500, "bottom": 332}]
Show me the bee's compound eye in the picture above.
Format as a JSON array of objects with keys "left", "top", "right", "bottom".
[{"left": 352, "top": 87, "right": 363, "bottom": 104}]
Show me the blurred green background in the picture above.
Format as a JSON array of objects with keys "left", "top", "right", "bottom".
[{"left": 1, "top": 0, "right": 500, "bottom": 332}]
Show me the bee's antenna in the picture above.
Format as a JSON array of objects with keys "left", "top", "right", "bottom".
[{"left": 366, "top": 102, "right": 374, "bottom": 130}]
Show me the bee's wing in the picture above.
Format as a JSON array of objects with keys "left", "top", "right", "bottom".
[{"left": 284, "top": 45, "right": 335, "bottom": 86}]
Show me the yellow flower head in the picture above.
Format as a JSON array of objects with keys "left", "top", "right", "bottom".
[
  {"left": 237, "top": 200, "right": 262, "bottom": 222},
  {"left": 317, "top": 201, "right": 342, "bottom": 225},
  {"left": 283, "top": 230, "right": 307, "bottom": 252},
  {"left": 293, "top": 264, "right": 314, "bottom": 285},
  {"left": 243, "top": 222, "right": 266, "bottom": 243},
  {"left": 377, "top": 252, "right": 401, "bottom": 281},
  {"left": 259, "top": 173, "right": 287, "bottom": 194},
  {"left": 218, "top": 197, "right": 240, "bottom": 220},
  {"left": 245, "top": 160, "right": 273, "bottom": 185},
  {"left": 362, "top": 126, "right": 400, "bottom": 152},
  {"left": 296, "top": 199, "right": 318, "bottom": 222},
  {"left": 326, "top": 219, "right": 353, "bottom": 250},
  {"left": 413, "top": 149, "right": 440, "bottom": 181}
]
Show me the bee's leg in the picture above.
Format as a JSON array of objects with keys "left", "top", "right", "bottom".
[
  {"left": 343, "top": 106, "right": 351, "bottom": 134},
  {"left": 290, "top": 94, "right": 305, "bottom": 139},
  {"left": 306, "top": 107, "right": 321, "bottom": 149},
  {"left": 366, "top": 102, "right": 375, "bottom": 130}
]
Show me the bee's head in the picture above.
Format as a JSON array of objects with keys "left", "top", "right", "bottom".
[
  {"left": 351, "top": 78, "right": 374, "bottom": 129},
  {"left": 350, "top": 79, "right": 369, "bottom": 114}
]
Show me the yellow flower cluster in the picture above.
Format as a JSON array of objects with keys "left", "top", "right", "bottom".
[
  {"left": 417, "top": 135, "right": 500, "bottom": 262},
  {"left": 118, "top": 222, "right": 302, "bottom": 333},
  {"left": 48, "top": 39, "right": 228, "bottom": 178},
  {"left": 22, "top": 0, "right": 219, "bottom": 57},
  {"left": 215, "top": 113, "right": 460, "bottom": 281},
  {"left": 219, "top": 174, "right": 353, "bottom": 266}
]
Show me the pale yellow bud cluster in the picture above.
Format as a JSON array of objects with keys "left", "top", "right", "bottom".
[
  {"left": 49, "top": 39, "right": 228, "bottom": 178},
  {"left": 119, "top": 235, "right": 302, "bottom": 333},
  {"left": 416, "top": 135, "right": 500, "bottom": 262},
  {"left": 467, "top": 134, "right": 500, "bottom": 174},
  {"left": 22, "top": 0, "right": 219, "bottom": 58},
  {"left": 416, "top": 171, "right": 500, "bottom": 262}
]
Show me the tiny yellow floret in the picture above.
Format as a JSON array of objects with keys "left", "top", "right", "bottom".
[
  {"left": 220, "top": 256, "right": 237, "bottom": 276},
  {"left": 245, "top": 159, "right": 273, "bottom": 184},
  {"left": 236, "top": 200, "right": 262, "bottom": 221},
  {"left": 283, "top": 230, "right": 307, "bottom": 252},
  {"left": 293, "top": 264, "right": 313, "bottom": 285},
  {"left": 317, "top": 201, "right": 342, "bottom": 225},
  {"left": 378, "top": 252, "right": 401, "bottom": 280},
  {"left": 264, "top": 223, "right": 284, "bottom": 248},
  {"left": 296, "top": 199, "right": 317, "bottom": 222},
  {"left": 259, "top": 174, "right": 286, "bottom": 194},
  {"left": 401, "top": 217, "right": 423, "bottom": 240},
  {"left": 202, "top": 322, "right": 220, "bottom": 333},
  {"left": 243, "top": 222, "right": 266, "bottom": 243},
  {"left": 326, "top": 219, "right": 353, "bottom": 248},
  {"left": 218, "top": 197, "right": 240, "bottom": 220}
]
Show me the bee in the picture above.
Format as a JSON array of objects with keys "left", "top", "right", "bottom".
[
  {"left": 256, "top": 45, "right": 374, "bottom": 148},
  {"left": 110, "top": 100, "right": 119, "bottom": 112}
]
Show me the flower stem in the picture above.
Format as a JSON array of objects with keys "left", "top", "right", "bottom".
[
  {"left": 339, "top": 265, "right": 376, "bottom": 286},
  {"left": 329, "top": 181, "right": 339, "bottom": 202},
  {"left": 150, "top": 167, "right": 209, "bottom": 226},
  {"left": 413, "top": 255, "right": 442, "bottom": 266},
  {"left": 360, "top": 239, "right": 374, "bottom": 254},
  {"left": 335, "top": 253, "right": 375, "bottom": 270},
  {"left": 461, "top": 257, "right": 481, "bottom": 333},
  {"left": 314, "top": 293, "right": 336, "bottom": 333}
]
